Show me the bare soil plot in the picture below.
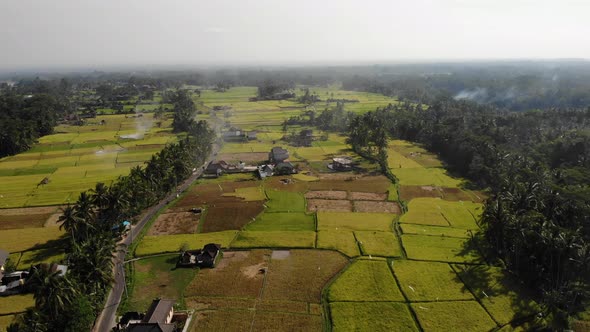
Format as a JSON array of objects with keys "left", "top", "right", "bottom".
[
  {"left": 399, "top": 185, "right": 444, "bottom": 201},
  {"left": 0, "top": 213, "right": 53, "bottom": 230},
  {"left": 263, "top": 176, "right": 310, "bottom": 193},
  {"left": 191, "top": 309, "right": 254, "bottom": 332},
  {"left": 251, "top": 311, "right": 323, "bottom": 332},
  {"left": 309, "top": 175, "right": 390, "bottom": 193},
  {"left": 173, "top": 180, "right": 261, "bottom": 208},
  {"left": 353, "top": 201, "right": 401, "bottom": 214},
  {"left": 147, "top": 212, "right": 199, "bottom": 235},
  {"left": 262, "top": 249, "right": 348, "bottom": 302},
  {"left": 304, "top": 190, "right": 348, "bottom": 200},
  {"left": 307, "top": 199, "right": 352, "bottom": 212},
  {"left": 349, "top": 191, "right": 387, "bottom": 201},
  {"left": 200, "top": 201, "right": 264, "bottom": 232},
  {"left": 184, "top": 250, "right": 270, "bottom": 298}
]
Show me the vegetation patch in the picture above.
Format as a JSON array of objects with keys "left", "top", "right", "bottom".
[
  {"left": 245, "top": 212, "right": 315, "bottom": 231},
  {"left": 453, "top": 264, "right": 541, "bottom": 326},
  {"left": 0, "top": 212, "right": 53, "bottom": 229},
  {"left": 399, "top": 185, "right": 444, "bottom": 201},
  {"left": 0, "top": 227, "right": 66, "bottom": 252},
  {"left": 308, "top": 175, "right": 390, "bottom": 193},
  {"left": 411, "top": 301, "right": 497, "bottom": 332},
  {"left": 135, "top": 231, "right": 238, "bottom": 256},
  {"left": 399, "top": 198, "right": 450, "bottom": 227},
  {"left": 393, "top": 260, "right": 473, "bottom": 301},
  {"left": 328, "top": 260, "right": 404, "bottom": 302},
  {"left": 330, "top": 302, "right": 419, "bottom": 332},
  {"left": 0, "top": 315, "right": 16, "bottom": 331},
  {"left": 0, "top": 294, "right": 35, "bottom": 315},
  {"left": 292, "top": 173, "right": 320, "bottom": 182},
  {"left": 263, "top": 250, "right": 348, "bottom": 302},
  {"left": 230, "top": 231, "right": 316, "bottom": 248},
  {"left": 126, "top": 255, "right": 196, "bottom": 312},
  {"left": 354, "top": 231, "right": 401, "bottom": 257},
  {"left": 400, "top": 224, "right": 470, "bottom": 238},
  {"left": 17, "top": 248, "right": 66, "bottom": 270},
  {"left": 401, "top": 234, "right": 483, "bottom": 263},
  {"left": 316, "top": 231, "right": 360, "bottom": 257},
  {"left": 317, "top": 212, "right": 393, "bottom": 231},
  {"left": 392, "top": 168, "right": 463, "bottom": 187},
  {"left": 265, "top": 189, "right": 306, "bottom": 212}
]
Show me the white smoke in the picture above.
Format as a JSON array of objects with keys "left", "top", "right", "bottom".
[
  {"left": 120, "top": 108, "right": 153, "bottom": 140},
  {"left": 454, "top": 87, "right": 488, "bottom": 102}
]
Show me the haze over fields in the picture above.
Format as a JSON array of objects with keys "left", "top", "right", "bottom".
[{"left": 1, "top": 0, "right": 589, "bottom": 70}]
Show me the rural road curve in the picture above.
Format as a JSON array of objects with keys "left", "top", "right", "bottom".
[{"left": 92, "top": 143, "right": 220, "bottom": 332}]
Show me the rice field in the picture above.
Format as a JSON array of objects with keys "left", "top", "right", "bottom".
[
  {"left": 0, "top": 113, "right": 176, "bottom": 208},
  {"left": 330, "top": 302, "right": 419, "bottom": 332},
  {"left": 135, "top": 231, "right": 238, "bottom": 256},
  {"left": 411, "top": 301, "right": 497, "bottom": 332}
]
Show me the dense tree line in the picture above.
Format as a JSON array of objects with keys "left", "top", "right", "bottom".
[
  {"left": 0, "top": 92, "right": 68, "bottom": 157},
  {"left": 347, "top": 99, "right": 590, "bottom": 327},
  {"left": 8, "top": 100, "right": 215, "bottom": 332}
]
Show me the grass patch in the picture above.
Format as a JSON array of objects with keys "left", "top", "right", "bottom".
[
  {"left": 0, "top": 294, "right": 35, "bottom": 315},
  {"left": 0, "top": 227, "right": 66, "bottom": 252},
  {"left": 245, "top": 212, "right": 315, "bottom": 231},
  {"left": 400, "top": 224, "right": 471, "bottom": 238},
  {"left": 393, "top": 260, "right": 473, "bottom": 301},
  {"left": 17, "top": 248, "right": 66, "bottom": 269},
  {"left": 230, "top": 231, "right": 315, "bottom": 248},
  {"left": 401, "top": 234, "right": 483, "bottom": 263},
  {"left": 0, "top": 315, "right": 16, "bottom": 331},
  {"left": 126, "top": 255, "right": 196, "bottom": 312},
  {"left": 316, "top": 231, "right": 360, "bottom": 257},
  {"left": 453, "top": 264, "right": 541, "bottom": 325},
  {"left": 411, "top": 301, "right": 497, "bottom": 332},
  {"left": 328, "top": 260, "right": 404, "bottom": 302},
  {"left": 317, "top": 212, "right": 394, "bottom": 231},
  {"left": 392, "top": 168, "right": 463, "bottom": 187},
  {"left": 264, "top": 189, "right": 306, "bottom": 212},
  {"left": 354, "top": 231, "right": 401, "bottom": 257},
  {"left": 135, "top": 231, "right": 238, "bottom": 256},
  {"left": 330, "top": 302, "right": 419, "bottom": 332},
  {"left": 400, "top": 198, "right": 450, "bottom": 227}
]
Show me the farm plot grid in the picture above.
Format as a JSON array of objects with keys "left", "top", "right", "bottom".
[{"left": 118, "top": 88, "right": 540, "bottom": 331}]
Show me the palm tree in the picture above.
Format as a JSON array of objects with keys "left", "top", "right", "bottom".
[
  {"left": 26, "top": 265, "right": 77, "bottom": 320},
  {"left": 90, "top": 182, "right": 110, "bottom": 209},
  {"left": 58, "top": 205, "right": 80, "bottom": 242}
]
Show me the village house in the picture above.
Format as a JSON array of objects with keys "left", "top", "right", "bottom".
[
  {"left": 0, "top": 249, "right": 8, "bottom": 280},
  {"left": 125, "top": 299, "right": 176, "bottom": 332},
  {"left": 274, "top": 162, "right": 297, "bottom": 175},
  {"left": 269, "top": 147, "right": 289, "bottom": 163},
  {"left": 222, "top": 128, "right": 257, "bottom": 142},
  {"left": 329, "top": 156, "right": 354, "bottom": 171},
  {"left": 178, "top": 243, "right": 221, "bottom": 268},
  {"left": 257, "top": 164, "right": 274, "bottom": 179}
]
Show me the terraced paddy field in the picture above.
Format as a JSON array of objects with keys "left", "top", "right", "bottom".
[{"left": 109, "top": 87, "right": 540, "bottom": 331}]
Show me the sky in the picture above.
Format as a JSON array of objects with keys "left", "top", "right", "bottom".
[{"left": 0, "top": 0, "right": 589, "bottom": 70}]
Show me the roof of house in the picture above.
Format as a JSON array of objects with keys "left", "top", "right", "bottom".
[
  {"left": 275, "top": 162, "right": 294, "bottom": 169},
  {"left": 127, "top": 322, "right": 175, "bottom": 332},
  {"left": 144, "top": 299, "right": 175, "bottom": 324},
  {"left": 0, "top": 249, "right": 8, "bottom": 266},
  {"left": 270, "top": 147, "right": 289, "bottom": 160},
  {"left": 202, "top": 243, "right": 221, "bottom": 257}
]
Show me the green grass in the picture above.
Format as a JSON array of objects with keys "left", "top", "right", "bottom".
[
  {"left": 317, "top": 212, "right": 394, "bottom": 231},
  {"left": 244, "top": 212, "right": 315, "bottom": 231},
  {"left": 125, "top": 255, "right": 196, "bottom": 312},
  {"left": 388, "top": 184, "right": 399, "bottom": 201},
  {"left": 387, "top": 146, "right": 424, "bottom": 169},
  {"left": 401, "top": 234, "right": 483, "bottom": 263},
  {"left": 411, "top": 301, "right": 497, "bottom": 332},
  {"left": 292, "top": 173, "right": 319, "bottom": 182},
  {"left": 393, "top": 260, "right": 473, "bottom": 301},
  {"left": 391, "top": 168, "right": 463, "bottom": 187},
  {"left": 0, "top": 294, "right": 35, "bottom": 315},
  {"left": 0, "top": 227, "right": 66, "bottom": 252},
  {"left": 354, "top": 231, "right": 401, "bottom": 257},
  {"left": 135, "top": 231, "right": 238, "bottom": 256},
  {"left": 316, "top": 231, "right": 360, "bottom": 257},
  {"left": 221, "top": 186, "right": 266, "bottom": 201},
  {"left": 401, "top": 198, "right": 481, "bottom": 230},
  {"left": 264, "top": 189, "right": 306, "bottom": 212},
  {"left": 230, "top": 231, "right": 315, "bottom": 248},
  {"left": 0, "top": 315, "right": 16, "bottom": 331},
  {"left": 330, "top": 302, "right": 419, "bottom": 332},
  {"left": 328, "top": 260, "right": 404, "bottom": 302},
  {"left": 453, "top": 264, "right": 541, "bottom": 325},
  {"left": 400, "top": 224, "right": 471, "bottom": 238},
  {"left": 17, "top": 249, "right": 66, "bottom": 269}
]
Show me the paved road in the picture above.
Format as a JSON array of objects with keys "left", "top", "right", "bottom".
[{"left": 92, "top": 144, "right": 219, "bottom": 332}]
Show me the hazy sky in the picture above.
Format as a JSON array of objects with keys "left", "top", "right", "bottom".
[{"left": 0, "top": 0, "right": 589, "bottom": 70}]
